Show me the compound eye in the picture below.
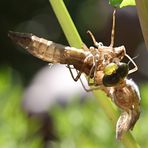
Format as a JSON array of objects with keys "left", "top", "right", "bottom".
[
  {"left": 104, "top": 63, "right": 118, "bottom": 75},
  {"left": 117, "top": 63, "right": 129, "bottom": 78},
  {"left": 103, "top": 72, "right": 120, "bottom": 87},
  {"left": 102, "top": 62, "right": 129, "bottom": 87},
  {"left": 103, "top": 62, "right": 119, "bottom": 87}
]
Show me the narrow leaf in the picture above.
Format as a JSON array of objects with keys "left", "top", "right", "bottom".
[
  {"left": 109, "top": 0, "right": 136, "bottom": 8},
  {"left": 120, "top": 0, "right": 136, "bottom": 8}
]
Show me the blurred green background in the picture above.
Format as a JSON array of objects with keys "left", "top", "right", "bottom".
[{"left": 0, "top": 0, "right": 148, "bottom": 147}]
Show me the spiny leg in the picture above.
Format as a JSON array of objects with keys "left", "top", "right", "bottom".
[
  {"left": 78, "top": 56, "right": 103, "bottom": 92},
  {"left": 67, "top": 53, "right": 92, "bottom": 82},
  {"left": 67, "top": 65, "right": 82, "bottom": 81},
  {"left": 71, "top": 68, "right": 99, "bottom": 92},
  {"left": 110, "top": 9, "right": 116, "bottom": 47},
  {"left": 68, "top": 55, "right": 100, "bottom": 91},
  {"left": 83, "top": 55, "right": 96, "bottom": 86},
  {"left": 67, "top": 65, "right": 95, "bottom": 91},
  {"left": 69, "top": 68, "right": 93, "bottom": 92},
  {"left": 68, "top": 68, "right": 98, "bottom": 92},
  {"left": 125, "top": 54, "right": 138, "bottom": 74},
  {"left": 87, "top": 55, "right": 99, "bottom": 86}
]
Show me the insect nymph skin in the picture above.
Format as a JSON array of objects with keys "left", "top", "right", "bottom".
[
  {"left": 8, "top": 30, "right": 141, "bottom": 139},
  {"left": 8, "top": 9, "right": 141, "bottom": 140}
]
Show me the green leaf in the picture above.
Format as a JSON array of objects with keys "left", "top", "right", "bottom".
[
  {"left": 109, "top": 0, "right": 136, "bottom": 8},
  {"left": 109, "top": 0, "right": 123, "bottom": 7},
  {"left": 120, "top": 0, "right": 136, "bottom": 8}
]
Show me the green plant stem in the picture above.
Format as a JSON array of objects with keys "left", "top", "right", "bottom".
[
  {"left": 49, "top": 0, "right": 140, "bottom": 147},
  {"left": 136, "top": 0, "right": 148, "bottom": 50},
  {"left": 49, "top": 0, "right": 82, "bottom": 48}
]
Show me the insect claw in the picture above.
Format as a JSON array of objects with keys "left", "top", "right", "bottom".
[{"left": 87, "top": 30, "right": 101, "bottom": 48}]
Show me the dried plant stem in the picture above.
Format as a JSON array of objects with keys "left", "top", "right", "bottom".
[{"left": 49, "top": 0, "right": 140, "bottom": 147}]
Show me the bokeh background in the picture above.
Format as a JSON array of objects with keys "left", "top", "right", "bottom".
[{"left": 1, "top": 0, "right": 148, "bottom": 147}]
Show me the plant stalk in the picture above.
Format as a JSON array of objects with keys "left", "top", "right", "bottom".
[
  {"left": 135, "top": 0, "right": 148, "bottom": 50},
  {"left": 49, "top": 0, "right": 82, "bottom": 48}
]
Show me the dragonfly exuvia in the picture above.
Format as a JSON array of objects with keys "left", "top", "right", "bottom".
[{"left": 8, "top": 10, "right": 141, "bottom": 140}]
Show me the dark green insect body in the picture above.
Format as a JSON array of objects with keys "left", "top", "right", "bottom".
[{"left": 103, "top": 62, "right": 129, "bottom": 87}]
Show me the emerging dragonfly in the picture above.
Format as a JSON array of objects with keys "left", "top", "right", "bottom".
[{"left": 8, "top": 10, "right": 140, "bottom": 140}]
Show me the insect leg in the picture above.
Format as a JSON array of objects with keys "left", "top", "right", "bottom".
[
  {"left": 67, "top": 65, "right": 82, "bottom": 81},
  {"left": 69, "top": 69, "right": 95, "bottom": 92},
  {"left": 87, "top": 62, "right": 95, "bottom": 86},
  {"left": 82, "top": 43, "right": 90, "bottom": 51},
  {"left": 68, "top": 51, "right": 101, "bottom": 91},
  {"left": 125, "top": 54, "right": 138, "bottom": 74},
  {"left": 68, "top": 64, "right": 100, "bottom": 92},
  {"left": 87, "top": 30, "right": 103, "bottom": 48},
  {"left": 87, "top": 54, "right": 99, "bottom": 86},
  {"left": 68, "top": 65, "right": 95, "bottom": 92},
  {"left": 67, "top": 52, "right": 93, "bottom": 82},
  {"left": 79, "top": 77, "right": 101, "bottom": 92},
  {"left": 93, "top": 57, "right": 99, "bottom": 85}
]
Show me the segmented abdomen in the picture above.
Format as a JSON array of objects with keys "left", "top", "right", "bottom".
[
  {"left": 8, "top": 31, "right": 70, "bottom": 63},
  {"left": 8, "top": 31, "right": 92, "bottom": 74}
]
